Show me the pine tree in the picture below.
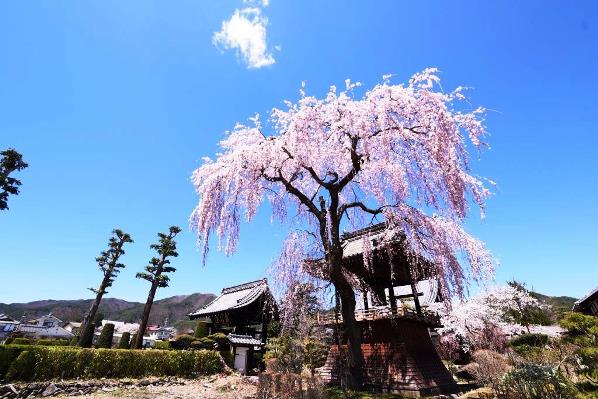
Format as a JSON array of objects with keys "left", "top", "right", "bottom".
[
  {"left": 78, "top": 229, "right": 133, "bottom": 347},
  {"left": 133, "top": 226, "right": 181, "bottom": 349},
  {"left": 96, "top": 323, "right": 115, "bottom": 348},
  {"left": 118, "top": 332, "right": 131, "bottom": 349},
  {"left": 0, "top": 148, "right": 28, "bottom": 211}
]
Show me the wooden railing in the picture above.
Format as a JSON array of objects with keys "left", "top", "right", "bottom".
[{"left": 316, "top": 305, "right": 440, "bottom": 326}]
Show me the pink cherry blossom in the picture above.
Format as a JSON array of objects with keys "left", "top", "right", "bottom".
[{"left": 190, "top": 68, "right": 494, "bottom": 300}]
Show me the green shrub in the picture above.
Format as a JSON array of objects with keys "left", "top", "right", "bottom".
[
  {"left": 510, "top": 333, "right": 549, "bottom": 348},
  {"left": 12, "top": 338, "right": 31, "bottom": 345},
  {"left": 496, "top": 363, "right": 579, "bottom": 399},
  {"left": 194, "top": 320, "right": 210, "bottom": 339},
  {"left": 207, "top": 333, "right": 228, "bottom": 350},
  {"left": 118, "top": 332, "right": 131, "bottom": 349},
  {"left": 79, "top": 322, "right": 95, "bottom": 348},
  {"left": 173, "top": 334, "right": 195, "bottom": 349},
  {"left": 192, "top": 337, "right": 216, "bottom": 350},
  {"left": 3, "top": 338, "right": 14, "bottom": 345},
  {"left": 37, "top": 339, "right": 69, "bottom": 346},
  {"left": 512, "top": 344, "right": 543, "bottom": 359},
  {"left": 220, "top": 351, "right": 234, "bottom": 368},
  {"left": 6, "top": 350, "right": 36, "bottom": 381},
  {"left": 96, "top": 323, "right": 115, "bottom": 349},
  {"left": 267, "top": 320, "right": 281, "bottom": 338},
  {"left": 0, "top": 344, "right": 223, "bottom": 381},
  {"left": 69, "top": 336, "right": 78, "bottom": 346},
  {"left": 0, "top": 345, "right": 30, "bottom": 378},
  {"left": 559, "top": 312, "right": 598, "bottom": 346},
  {"left": 578, "top": 346, "right": 598, "bottom": 380},
  {"left": 129, "top": 333, "right": 137, "bottom": 349},
  {"left": 154, "top": 340, "right": 170, "bottom": 350},
  {"left": 302, "top": 338, "right": 328, "bottom": 375}
]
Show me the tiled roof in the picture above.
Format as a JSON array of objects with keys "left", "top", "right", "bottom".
[
  {"left": 189, "top": 279, "right": 268, "bottom": 318},
  {"left": 102, "top": 320, "right": 139, "bottom": 334},
  {"left": 340, "top": 223, "right": 401, "bottom": 258},
  {"left": 0, "top": 313, "right": 17, "bottom": 322},
  {"left": 573, "top": 286, "right": 598, "bottom": 311},
  {"left": 17, "top": 324, "right": 74, "bottom": 338},
  {"left": 227, "top": 334, "right": 263, "bottom": 346}
]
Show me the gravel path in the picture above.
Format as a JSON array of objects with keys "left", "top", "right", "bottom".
[{"left": 58, "top": 375, "right": 258, "bottom": 399}]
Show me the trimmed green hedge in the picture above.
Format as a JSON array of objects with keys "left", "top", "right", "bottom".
[
  {"left": 37, "top": 339, "right": 69, "bottom": 347},
  {"left": 0, "top": 345, "right": 223, "bottom": 381},
  {"left": 510, "top": 333, "right": 549, "bottom": 348}
]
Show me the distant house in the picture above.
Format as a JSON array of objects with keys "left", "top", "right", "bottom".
[
  {"left": 573, "top": 286, "right": 598, "bottom": 316},
  {"left": 147, "top": 325, "right": 175, "bottom": 341},
  {"left": 0, "top": 314, "right": 19, "bottom": 342},
  {"left": 93, "top": 320, "right": 140, "bottom": 347},
  {"left": 63, "top": 321, "right": 82, "bottom": 335},
  {"left": 16, "top": 313, "right": 73, "bottom": 340},
  {"left": 189, "top": 279, "right": 278, "bottom": 374}
]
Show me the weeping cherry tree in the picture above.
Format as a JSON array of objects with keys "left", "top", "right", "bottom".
[{"left": 190, "top": 69, "right": 495, "bottom": 388}]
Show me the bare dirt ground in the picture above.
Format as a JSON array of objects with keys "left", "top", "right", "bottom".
[{"left": 59, "top": 375, "right": 258, "bottom": 399}]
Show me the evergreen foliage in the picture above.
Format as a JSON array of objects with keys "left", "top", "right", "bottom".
[
  {"left": 118, "top": 332, "right": 131, "bottom": 349},
  {"left": 193, "top": 320, "right": 209, "bottom": 338},
  {"left": 510, "top": 333, "right": 549, "bottom": 348},
  {"left": 173, "top": 334, "right": 194, "bottom": 350},
  {"left": 79, "top": 230, "right": 133, "bottom": 347},
  {"left": 79, "top": 322, "right": 95, "bottom": 348},
  {"left": 133, "top": 226, "right": 181, "bottom": 349},
  {"left": 129, "top": 334, "right": 137, "bottom": 349},
  {"left": 0, "top": 345, "right": 223, "bottom": 381},
  {"left": 153, "top": 340, "right": 170, "bottom": 350},
  {"left": 96, "top": 323, "right": 115, "bottom": 348},
  {"left": 0, "top": 148, "right": 28, "bottom": 211}
]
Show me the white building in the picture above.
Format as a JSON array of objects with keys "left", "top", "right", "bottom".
[
  {"left": 16, "top": 314, "right": 73, "bottom": 340},
  {"left": 0, "top": 314, "right": 20, "bottom": 342}
]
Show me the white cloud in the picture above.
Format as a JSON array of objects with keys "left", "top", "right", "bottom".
[
  {"left": 243, "top": 0, "right": 269, "bottom": 6},
  {"left": 213, "top": 7, "right": 275, "bottom": 69}
]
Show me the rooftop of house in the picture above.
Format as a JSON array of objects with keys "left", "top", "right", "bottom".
[
  {"left": 189, "top": 279, "right": 269, "bottom": 318},
  {"left": 101, "top": 320, "right": 139, "bottom": 334},
  {"left": 573, "top": 286, "right": 598, "bottom": 312},
  {"left": 0, "top": 313, "right": 17, "bottom": 322},
  {"left": 25, "top": 313, "right": 64, "bottom": 326}
]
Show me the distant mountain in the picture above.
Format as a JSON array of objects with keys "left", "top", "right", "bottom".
[
  {"left": 530, "top": 291, "right": 577, "bottom": 320},
  {"left": 0, "top": 293, "right": 216, "bottom": 329}
]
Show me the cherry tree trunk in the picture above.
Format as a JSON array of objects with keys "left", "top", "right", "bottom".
[
  {"left": 329, "top": 245, "right": 365, "bottom": 390},
  {"left": 335, "top": 279, "right": 365, "bottom": 389}
]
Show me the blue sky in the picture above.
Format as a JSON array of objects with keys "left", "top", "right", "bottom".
[{"left": 1, "top": 1, "right": 596, "bottom": 303}]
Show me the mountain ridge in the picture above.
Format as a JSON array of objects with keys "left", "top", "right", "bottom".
[{"left": 0, "top": 293, "right": 216, "bottom": 329}]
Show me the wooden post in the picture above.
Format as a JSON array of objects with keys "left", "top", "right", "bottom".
[
  {"left": 410, "top": 280, "right": 422, "bottom": 316},
  {"left": 363, "top": 288, "right": 369, "bottom": 311},
  {"left": 388, "top": 284, "right": 397, "bottom": 315}
]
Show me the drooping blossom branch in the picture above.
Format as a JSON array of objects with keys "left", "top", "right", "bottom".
[{"left": 191, "top": 68, "right": 494, "bottom": 299}]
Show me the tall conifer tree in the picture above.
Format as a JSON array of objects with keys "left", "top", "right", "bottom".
[
  {"left": 0, "top": 148, "right": 28, "bottom": 211},
  {"left": 133, "top": 226, "right": 181, "bottom": 349},
  {"left": 78, "top": 229, "right": 133, "bottom": 347}
]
